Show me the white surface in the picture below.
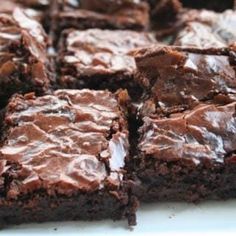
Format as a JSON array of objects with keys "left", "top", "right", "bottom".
[{"left": 2, "top": 200, "right": 236, "bottom": 235}]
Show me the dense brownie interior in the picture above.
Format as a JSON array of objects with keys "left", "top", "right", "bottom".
[
  {"left": 134, "top": 102, "right": 236, "bottom": 201},
  {"left": 58, "top": 29, "right": 156, "bottom": 99},
  {"left": 0, "top": 0, "right": 236, "bottom": 228},
  {"left": 180, "top": 0, "right": 235, "bottom": 12},
  {"left": 0, "top": 89, "right": 136, "bottom": 226},
  {"left": 51, "top": 0, "right": 150, "bottom": 39}
]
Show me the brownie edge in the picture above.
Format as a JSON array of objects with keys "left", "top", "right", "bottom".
[{"left": 0, "top": 89, "right": 137, "bottom": 226}]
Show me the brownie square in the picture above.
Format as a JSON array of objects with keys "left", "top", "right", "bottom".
[
  {"left": 134, "top": 46, "right": 236, "bottom": 116},
  {"left": 0, "top": 8, "right": 52, "bottom": 108},
  {"left": 174, "top": 9, "right": 236, "bottom": 48},
  {"left": 180, "top": 0, "right": 235, "bottom": 12},
  {"left": 0, "top": 89, "right": 137, "bottom": 226},
  {"left": 58, "top": 29, "right": 156, "bottom": 99},
  {"left": 134, "top": 101, "right": 236, "bottom": 202},
  {"left": 51, "top": 0, "right": 150, "bottom": 38}
]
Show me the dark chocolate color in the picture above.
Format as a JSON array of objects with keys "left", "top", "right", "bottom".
[
  {"left": 52, "top": 0, "right": 149, "bottom": 38},
  {"left": 180, "top": 0, "right": 235, "bottom": 12},
  {"left": 0, "top": 8, "right": 52, "bottom": 108},
  {"left": 134, "top": 102, "right": 236, "bottom": 202},
  {"left": 58, "top": 29, "right": 156, "bottom": 98},
  {"left": 0, "top": 89, "right": 136, "bottom": 225},
  {"left": 134, "top": 46, "right": 236, "bottom": 116}
]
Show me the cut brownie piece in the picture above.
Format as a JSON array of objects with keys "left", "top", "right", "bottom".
[
  {"left": 58, "top": 29, "right": 156, "bottom": 99},
  {"left": 180, "top": 0, "right": 235, "bottom": 12},
  {"left": 134, "top": 102, "right": 236, "bottom": 202},
  {"left": 0, "top": 89, "right": 137, "bottom": 226},
  {"left": 174, "top": 9, "right": 236, "bottom": 48},
  {"left": 51, "top": 0, "right": 149, "bottom": 39},
  {"left": 0, "top": 8, "right": 52, "bottom": 108},
  {"left": 134, "top": 45, "right": 236, "bottom": 116}
]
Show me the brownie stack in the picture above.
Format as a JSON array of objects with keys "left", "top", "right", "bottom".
[{"left": 0, "top": 0, "right": 236, "bottom": 228}]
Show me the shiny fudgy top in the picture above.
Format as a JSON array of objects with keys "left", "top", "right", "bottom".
[
  {"left": 60, "top": 29, "right": 156, "bottom": 76},
  {"left": 174, "top": 10, "right": 236, "bottom": 48},
  {"left": 1, "top": 0, "right": 48, "bottom": 22},
  {"left": 0, "top": 90, "right": 129, "bottom": 199},
  {"left": 54, "top": 0, "right": 149, "bottom": 31},
  {"left": 134, "top": 46, "right": 236, "bottom": 115},
  {"left": 139, "top": 102, "right": 236, "bottom": 166},
  {"left": 0, "top": 8, "right": 49, "bottom": 92}
]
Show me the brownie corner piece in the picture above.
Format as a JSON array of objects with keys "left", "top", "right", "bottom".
[
  {"left": 134, "top": 45, "right": 236, "bottom": 116},
  {"left": 0, "top": 8, "right": 53, "bottom": 108},
  {"left": 134, "top": 101, "right": 236, "bottom": 202},
  {"left": 0, "top": 89, "right": 137, "bottom": 226}
]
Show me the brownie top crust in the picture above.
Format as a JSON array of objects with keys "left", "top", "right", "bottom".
[
  {"left": 139, "top": 102, "right": 236, "bottom": 166},
  {"left": 53, "top": 0, "right": 149, "bottom": 31},
  {"left": 134, "top": 46, "right": 236, "bottom": 115},
  {"left": 1, "top": 0, "right": 48, "bottom": 22},
  {"left": 0, "top": 90, "right": 129, "bottom": 199},
  {"left": 174, "top": 10, "right": 236, "bottom": 48},
  {"left": 60, "top": 29, "right": 156, "bottom": 77},
  {"left": 0, "top": 8, "right": 50, "bottom": 98}
]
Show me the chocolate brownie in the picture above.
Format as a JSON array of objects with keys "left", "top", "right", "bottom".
[
  {"left": 174, "top": 9, "right": 236, "bottom": 48},
  {"left": 1, "top": 0, "right": 49, "bottom": 24},
  {"left": 133, "top": 101, "right": 236, "bottom": 202},
  {"left": 58, "top": 29, "right": 156, "bottom": 99},
  {"left": 51, "top": 0, "right": 149, "bottom": 39},
  {"left": 0, "top": 89, "right": 137, "bottom": 226},
  {"left": 180, "top": 0, "right": 235, "bottom": 12},
  {"left": 134, "top": 45, "right": 236, "bottom": 116},
  {"left": 0, "top": 8, "right": 52, "bottom": 108}
]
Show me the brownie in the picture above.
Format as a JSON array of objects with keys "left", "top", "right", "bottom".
[
  {"left": 134, "top": 45, "right": 236, "bottom": 116},
  {"left": 58, "top": 29, "right": 156, "bottom": 99},
  {"left": 180, "top": 0, "right": 235, "bottom": 12},
  {"left": 0, "top": 89, "right": 137, "bottom": 226},
  {"left": 174, "top": 9, "right": 236, "bottom": 48},
  {"left": 0, "top": 0, "right": 49, "bottom": 24},
  {"left": 133, "top": 101, "right": 236, "bottom": 202},
  {"left": 0, "top": 8, "right": 52, "bottom": 108},
  {"left": 51, "top": 0, "right": 150, "bottom": 39}
]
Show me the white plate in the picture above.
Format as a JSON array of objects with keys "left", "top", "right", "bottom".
[{"left": 2, "top": 199, "right": 236, "bottom": 235}]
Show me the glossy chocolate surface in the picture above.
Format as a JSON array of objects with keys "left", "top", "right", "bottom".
[
  {"left": 60, "top": 29, "right": 156, "bottom": 77},
  {"left": 174, "top": 10, "right": 236, "bottom": 48},
  {"left": 0, "top": 90, "right": 129, "bottom": 199},
  {"left": 134, "top": 46, "right": 236, "bottom": 114},
  {"left": 0, "top": 8, "right": 50, "bottom": 101},
  {"left": 139, "top": 102, "right": 236, "bottom": 165}
]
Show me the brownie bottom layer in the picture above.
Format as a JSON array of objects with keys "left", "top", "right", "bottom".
[
  {"left": 133, "top": 159, "right": 236, "bottom": 202},
  {"left": 0, "top": 192, "right": 137, "bottom": 227}
]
